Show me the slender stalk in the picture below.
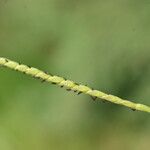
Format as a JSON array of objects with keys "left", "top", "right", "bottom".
[{"left": 0, "top": 57, "right": 150, "bottom": 113}]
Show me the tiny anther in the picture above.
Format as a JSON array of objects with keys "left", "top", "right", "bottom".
[
  {"left": 91, "top": 96, "right": 97, "bottom": 101},
  {"left": 131, "top": 108, "right": 136, "bottom": 111},
  {"left": 41, "top": 79, "right": 46, "bottom": 83},
  {"left": 44, "top": 71, "right": 48, "bottom": 74},
  {"left": 5, "top": 59, "right": 8, "bottom": 62},
  {"left": 51, "top": 82, "right": 56, "bottom": 85},
  {"left": 36, "top": 76, "right": 40, "bottom": 79},
  {"left": 63, "top": 77, "right": 67, "bottom": 81},
  {"left": 66, "top": 88, "right": 71, "bottom": 91},
  {"left": 77, "top": 91, "right": 82, "bottom": 95},
  {"left": 44, "top": 71, "right": 52, "bottom": 76},
  {"left": 102, "top": 100, "right": 106, "bottom": 103},
  {"left": 74, "top": 82, "right": 79, "bottom": 85}
]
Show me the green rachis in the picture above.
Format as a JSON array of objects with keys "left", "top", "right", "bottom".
[{"left": 0, "top": 57, "right": 150, "bottom": 113}]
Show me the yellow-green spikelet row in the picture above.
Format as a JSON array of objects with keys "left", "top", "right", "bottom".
[{"left": 0, "top": 57, "right": 150, "bottom": 113}]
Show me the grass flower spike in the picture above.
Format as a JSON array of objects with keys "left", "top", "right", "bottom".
[{"left": 0, "top": 57, "right": 150, "bottom": 113}]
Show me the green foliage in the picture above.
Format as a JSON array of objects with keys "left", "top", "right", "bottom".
[{"left": 0, "top": 0, "right": 150, "bottom": 150}]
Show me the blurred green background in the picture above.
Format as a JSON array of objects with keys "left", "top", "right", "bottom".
[{"left": 0, "top": 0, "right": 150, "bottom": 149}]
